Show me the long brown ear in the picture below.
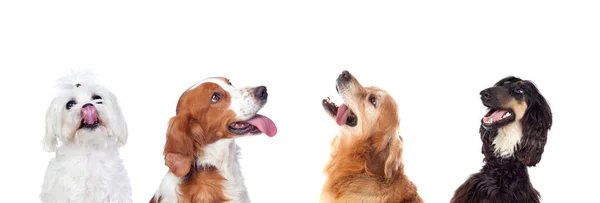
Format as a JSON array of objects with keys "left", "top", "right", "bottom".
[
  {"left": 164, "top": 113, "right": 194, "bottom": 177},
  {"left": 382, "top": 131, "right": 403, "bottom": 179}
]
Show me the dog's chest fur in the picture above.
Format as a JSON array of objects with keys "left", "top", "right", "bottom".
[
  {"left": 197, "top": 139, "right": 250, "bottom": 203},
  {"left": 493, "top": 122, "right": 522, "bottom": 157},
  {"left": 40, "top": 144, "right": 132, "bottom": 203}
]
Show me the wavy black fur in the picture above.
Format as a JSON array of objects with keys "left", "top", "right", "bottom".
[{"left": 451, "top": 76, "right": 552, "bottom": 203}]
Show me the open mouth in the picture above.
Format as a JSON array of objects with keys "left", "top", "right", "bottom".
[
  {"left": 481, "top": 107, "right": 515, "bottom": 130},
  {"left": 79, "top": 120, "right": 100, "bottom": 130},
  {"left": 322, "top": 97, "right": 358, "bottom": 127},
  {"left": 228, "top": 114, "right": 277, "bottom": 137},
  {"left": 229, "top": 121, "right": 260, "bottom": 134}
]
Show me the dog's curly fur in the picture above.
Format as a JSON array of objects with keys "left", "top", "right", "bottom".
[
  {"left": 451, "top": 76, "right": 552, "bottom": 203},
  {"left": 40, "top": 70, "right": 132, "bottom": 203}
]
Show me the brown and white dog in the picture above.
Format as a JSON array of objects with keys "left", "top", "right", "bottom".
[
  {"left": 320, "top": 71, "right": 423, "bottom": 203},
  {"left": 150, "top": 77, "right": 277, "bottom": 203}
]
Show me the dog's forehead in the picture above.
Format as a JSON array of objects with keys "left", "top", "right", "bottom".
[
  {"left": 365, "top": 86, "right": 386, "bottom": 96},
  {"left": 189, "top": 77, "right": 235, "bottom": 91},
  {"left": 61, "top": 84, "right": 93, "bottom": 97},
  {"left": 495, "top": 76, "right": 524, "bottom": 87}
]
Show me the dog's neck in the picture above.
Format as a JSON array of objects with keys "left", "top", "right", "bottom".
[
  {"left": 492, "top": 122, "right": 523, "bottom": 158},
  {"left": 196, "top": 138, "right": 249, "bottom": 202},
  {"left": 329, "top": 133, "right": 401, "bottom": 177}
]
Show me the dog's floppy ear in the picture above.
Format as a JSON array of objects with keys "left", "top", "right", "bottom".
[
  {"left": 105, "top": 91, "right": 129, "bottom": 148},
  {"left": 379, "top": 131, "right": 403, "bottom": 179},
  {"left": 164, "top": 113, "right": 195, "bottom": 177},
  {"left": 517, "top": 83, "right": 552, "bottom": 166},
  {"left": 42, "top": 99, "right": 60, "bottom": 152}
]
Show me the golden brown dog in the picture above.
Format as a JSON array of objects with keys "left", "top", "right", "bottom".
[{"left": 320, "top": 71, "right": 423, "bottom": 203}]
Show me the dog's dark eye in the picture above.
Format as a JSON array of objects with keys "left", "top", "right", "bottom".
[
  {"left": 514, "top": 87, "right": 524, "bottom": 94},
  {"left": 369, "top": 95, "right": 377, "bottom": 106},
  {"left": 211, "top": 93, "right": 221, "bottom": 103},
  {"left": 92, "top": 94, "right": 102, "bottom": 100},
  {"left": 66, "top": 100, "right": 76, "bottom": 110}
]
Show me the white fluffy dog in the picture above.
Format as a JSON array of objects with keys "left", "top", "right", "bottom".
[{"left": 40, "top": 71, "right": 132, "bottom": 203}]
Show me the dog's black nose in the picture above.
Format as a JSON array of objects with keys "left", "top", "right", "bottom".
[
  {"left": 254, "top": 86, "right": 268, "bottom": 100},
  {"left": 339, "top": 70, "right": 351, "bottom": 81},
  {"left": 480, "top": 90, "right": 491, "bottom": 100},
  {"left": 81, "top": 103, "right": 94, "bottom": 108}
]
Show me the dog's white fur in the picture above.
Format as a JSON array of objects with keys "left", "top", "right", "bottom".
[
  {"left": 153, "top": 78, "right": 260, "bottom": 203},
  {"left": 493, "top": 122, "right": 523, "bottom": 158},
  {"left": 40, "top": 70, "right": 132, "bottom": 203}
]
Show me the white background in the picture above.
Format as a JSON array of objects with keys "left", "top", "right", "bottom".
[{"left": 1, "top": 1, "right": 599, "bottom": 203}]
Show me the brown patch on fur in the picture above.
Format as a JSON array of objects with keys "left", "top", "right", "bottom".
[
  {"left": 321, "top": 75, "right": 423, "bottom": 203},
  {"left": 150, "top": 167, "right": 229, "bottom": 203},
  {"left": 179, "top": 166, "right": 230, "bottom": 203},
  {"left": 160, "top": 80, "right": 243, "bottom": 202},
  {"left": 503, "top": 98, "right": 528, "bottom": 120}
]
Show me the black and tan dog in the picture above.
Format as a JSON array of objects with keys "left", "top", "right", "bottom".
[{"left": 451, "top": 76, "right": 553, "bottom": 203}]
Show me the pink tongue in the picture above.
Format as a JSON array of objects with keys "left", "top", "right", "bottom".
[
  {"left": 483, "top": 110, "right": 508, "bottom": 123},
  {"left": 336, "top": 104, "right": 351, "bottom": 126},
  {"left": 82, "top": 105, "right": 98, "bottom": 125},
  {"left": 245, "top": 114, "right": 278, "bottom": 137}
]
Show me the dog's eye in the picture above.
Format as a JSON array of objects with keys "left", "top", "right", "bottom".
[
  {"left": 66, "top": 100, "right": 76, "bottom": 110},
  {"left": 92, "top": 94, "right": 102, "bottom": 100},
  {"left": 514, "top": 88, "right": 524, "bottom": 94},
  {"left": 211, "top": 93, "right": 221, "bottom": 103},
  {"left": 369, "top": 95, "right": 377, "bottom": 106}
]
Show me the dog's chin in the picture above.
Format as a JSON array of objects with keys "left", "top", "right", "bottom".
[
  {"left": 78, "top": 120, "right": 102, "bottom": 131},
  {"left": 73, "top": 126, "right": 115, "bottom": 148}
]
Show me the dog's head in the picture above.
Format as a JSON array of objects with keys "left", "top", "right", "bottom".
[
  {"left": 164, "top": 77, "right": 278, "bottom": 177},
  {"left": 43, "top": 71, "right": 128, "bottom": 152},
  {"left": 322, "top": 71, "right": 399, "bottom": 133},
  {"left": 479, "top": 76, "right": 552, "bottom": 166},
  {"left": 322, "top": 70, "right": 402, "bottom": 178}
]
